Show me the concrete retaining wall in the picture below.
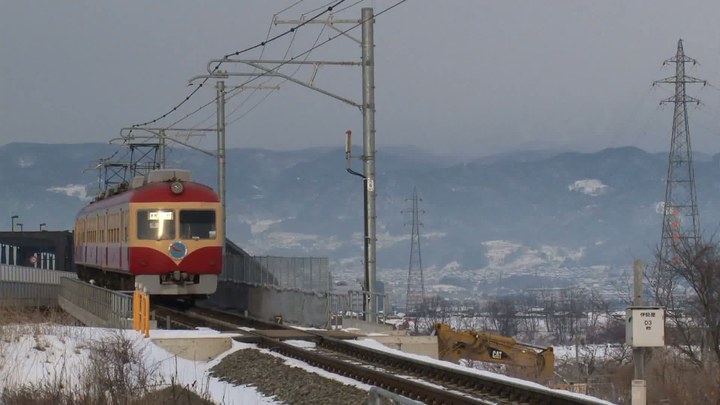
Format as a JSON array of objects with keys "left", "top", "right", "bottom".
[{"left": 206, "top": 281, "right": 330, "bottom": 328}]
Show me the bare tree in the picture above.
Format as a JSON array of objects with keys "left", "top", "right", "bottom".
[
  {"left": 648, "top": 237, "right": 720, "bottom": 367},
  {"left": 415, "top": 295, "right": 453, "bottom": 333},
  {"left": 485, "top": 296, "right": 518, "bottom": 336}
]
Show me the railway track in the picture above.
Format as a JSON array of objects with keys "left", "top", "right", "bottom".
[{"left": 153, "top": 305, "right": 608, "bottom": 405}]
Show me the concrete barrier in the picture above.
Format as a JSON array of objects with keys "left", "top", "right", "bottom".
[
  {"left": 341, "top": 318, "right": 396, "bottom": 333},
  {"left": 363, "top": 335, "right": 439, "bottom": 359},
  {"left": 152, "top": 336, "right": 233, "bottom": 361}
]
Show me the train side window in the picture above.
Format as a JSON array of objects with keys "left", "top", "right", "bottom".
[
  {"left": 137, "top": 209, "right": 175, "bottom": 240},
  {"left": 179, "top": 210, "right": 216, "bottom": 239}
]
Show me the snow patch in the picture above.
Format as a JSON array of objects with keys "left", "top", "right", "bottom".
[
  {"left": 568, "top": 179, "right": 608, "bottom": 196},
  {"left": 655, "top": 201, "right": 666, "bottom": 215},
  {"left": 18, "top": 158, "right": 34, "bottom": 168},
  {"left": 441, "top": 261, "right": 462, "bottom": 272},
  {"left": 46, "top": 184, "right": 91, "bottom": 201},
  {"left": 482, "top": 240, "right": 585, "bottom": 271}
]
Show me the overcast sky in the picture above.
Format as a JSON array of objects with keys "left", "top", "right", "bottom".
[{"left": 2, "top": 0, "right": 720, "bottom": 157}]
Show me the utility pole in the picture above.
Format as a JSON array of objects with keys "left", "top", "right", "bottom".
[
  {"left": 361, "top": 7, "right": 378, "bottom": 323},
  {"left": 654, "top": 39, "right": 705, "bottom": 269},
  {"left": 182, "top": 73, "right": 279, "bottom": 263},
  {"left": 218, "top": 7, "right": 379, "bottom": 322},
  {"left": 633, "top": 259, "right": 645, "bottom": 380},
  {"left": 404, "top": 187, "right": 425, "bottom": 315},
  {"left": 217, "top": 80, "right": 226, "bottom": 256}
]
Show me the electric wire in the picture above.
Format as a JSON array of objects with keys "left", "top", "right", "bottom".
[
  {"left": 172, "top": 1, "right": 341, "bottom": 132},
  {"left": 299, "top": 0, "right": 341, "bottom": 16},
  {"left": 210, "top": 0, "right": 408, "bottom": 109},
  {"left": 226, "top": 16, "right": 328, "bottom": 126},
  {"left": 131, "top": 0, "right": 407, "bottom": 153},
  {"left": 331, "top": 0, "right": 365, "bottom": 15},
  {"left": 171, "top": 3, "right": 291, "bottom": 152},
  {"left": 128, "top": 0, "right": 348, "bottom": 130},
  {"left": 185, "top": 0, "right": 405, "bottom": 128},
  {"left": 136, "top": 1, "right": 342, "bottom": 154},
  {"left": 173, "top": 1, "right": 316, "bottom": 145}
]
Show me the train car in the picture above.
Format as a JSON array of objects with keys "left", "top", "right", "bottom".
[{"left": 74, "top": 169, "right": 222, "bottom": 296}]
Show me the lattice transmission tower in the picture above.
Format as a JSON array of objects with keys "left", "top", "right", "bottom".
[
  {"left": 654, "top": 39, "right": 706, "bottom": 267},
  {"left": 404, "top": 187, "right": 426, "bottom": 315}
]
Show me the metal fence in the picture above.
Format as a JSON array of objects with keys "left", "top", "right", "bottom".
[
  {"left": 0, "top": 244, "right": 19, "bottom": 265},
  {"left": 0, "top": 265, "right": 77, "bottom": 307},
  {"left": 329, "top": 290, "right": 388, "bottom": 324},
  {"left": 0, "top": 282, "right": 59, "bottom": 307},
  {"left": 0, "top": 264, "right": 76, "bottom": 285},
  {"left": 222, "top": 255, "right": 331, "bottom": 292},
  {"left": 59, "top": 277, "right": 133, "bottom": 328}
]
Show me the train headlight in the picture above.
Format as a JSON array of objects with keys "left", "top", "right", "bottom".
[{"left": 170, "top": 181, "right": 184, "bottom": 195}]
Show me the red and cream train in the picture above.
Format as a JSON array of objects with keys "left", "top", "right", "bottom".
[{"left": 74, "top": 169, "right": 222, "bottom": 296}]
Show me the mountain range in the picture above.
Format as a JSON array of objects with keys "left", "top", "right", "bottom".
[{"left": 3, "top": 142, "right": 720, "bottom": 293}]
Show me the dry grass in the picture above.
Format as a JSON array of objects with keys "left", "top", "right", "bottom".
[
  {"left": 553, "top": 345, "right": 720, "bottom": 404},
  {"left": 0, "top": 305, "right": 216, "bottom": 405}
]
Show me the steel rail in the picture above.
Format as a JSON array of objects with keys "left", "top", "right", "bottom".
[{"left": 153, "top": 306, "right": 608, "bottom": 405}]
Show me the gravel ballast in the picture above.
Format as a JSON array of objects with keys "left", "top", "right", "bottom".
[{"left": 210, "top": 348, "right": 370, "bottom": 405}]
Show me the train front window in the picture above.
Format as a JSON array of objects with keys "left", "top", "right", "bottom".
[
  {"left": 137, "top": 209, "right": 175, "bottom": 240},
  {"left": 180, "top": 210, "right": 216, "bottom": 239}
]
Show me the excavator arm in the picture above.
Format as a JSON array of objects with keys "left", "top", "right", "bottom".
[{"left": 433, "top": 323, "right": 554, "bottom": 383}]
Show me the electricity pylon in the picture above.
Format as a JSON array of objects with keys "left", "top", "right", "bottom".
[
  {"left": 404, "top": 187, "right": 425, "bottom": 315},
  {"left": 654, "top": 39, "right": 706, "bottom": 268}
]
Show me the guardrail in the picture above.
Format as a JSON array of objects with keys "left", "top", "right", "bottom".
[
  {"left": 59, "top": 277, "right": 133, "bottom": 328},
  {"left": 223, "top": 255, "right": 331, "bottom": 292},
  {"left": 329, "top": 290, "right": 388, "bottom": 325},
  {"left": 0, "top": 265, "right": 77, "bottom": 307},
  {"left": 0, "top": 264, "right": 76, "bottom": 285}
]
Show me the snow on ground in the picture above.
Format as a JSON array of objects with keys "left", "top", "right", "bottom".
[
  {"left": 0, "top": 325, "right": 276, "bottom": 404},
  {"left": 346, "top": 338, "right": 615, "bottom": 405},
  {"left": 0, "top": 324, "right": 614, "bottom": 405}
]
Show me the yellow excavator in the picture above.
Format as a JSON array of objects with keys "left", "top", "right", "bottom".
[{"left": 432, "top": 323, "right": 554, "bottom": 383}]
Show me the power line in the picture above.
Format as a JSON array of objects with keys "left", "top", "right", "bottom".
[
  {"left": 332, "top": 0, "right": 366, "bottom": 14},
  {"left": 129, "top": 0, "right": 349, "bottom": 130},
  {"left": 165, "top": 3, "right": 358, "bottom": 130},
  {"left": 224, "top": 16, "right": 329, "bottom": 126},
  {"left": 213, "top": 0, "right": 408, "bottom": 104},
  {"left": 134, "top": 0, "right": 408, "bottom": 141}
]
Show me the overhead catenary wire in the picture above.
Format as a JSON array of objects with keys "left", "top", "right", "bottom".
[
  {"left": 173, "top": 2, "right": 316, "bottom": 149},
  {"left": 331, "top": 0, "right": 366, "bottom": 15},
  {"left": 94, "top": 0, "right": 403, "bottom": 177},
  {"left": 170, "top": 0, "right": 408, "bottom": 130},
  {"left": 126, "top": 0, "right": 407, "bottom": 161},
  {"left": 225, "top": 14, "right": 329, "bottom": 126},
  {"left": 168, "top": 3, "right": 294, "bottom": 153},
  {"left": 220, "top": 0, "right": 408, "bottom": 100},
  {"left": 129, "top": 0, "right": 349, "bottom": 130}
]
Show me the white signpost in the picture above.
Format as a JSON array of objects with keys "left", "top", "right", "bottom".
[
  {"left": 626, "top": 305, "right": 665, "bottom": 405},
  {"left": 626, "top": 306, "right": 665, "bottom": 347}
]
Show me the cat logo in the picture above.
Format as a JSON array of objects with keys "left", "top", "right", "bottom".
[{"left": 491, "top": 350, "right": 503, "bottom": 360}]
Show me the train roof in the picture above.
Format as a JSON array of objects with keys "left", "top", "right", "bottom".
[
  {"left": 129, "top": 181, "right": 219, "bottom": 203},
  {"left": 78, "top": 180, "right": 219, "bottom": 215}
]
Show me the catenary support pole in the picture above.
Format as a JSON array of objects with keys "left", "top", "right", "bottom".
[
  {"left": 217, "top": 80, "right": 226, "bottom": 257},
  {"left": 362, "top": 7, "right": 377, "bottom": 323},
  {"left": 633, "top": 259, "right": 644, "bottom": 380}
]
